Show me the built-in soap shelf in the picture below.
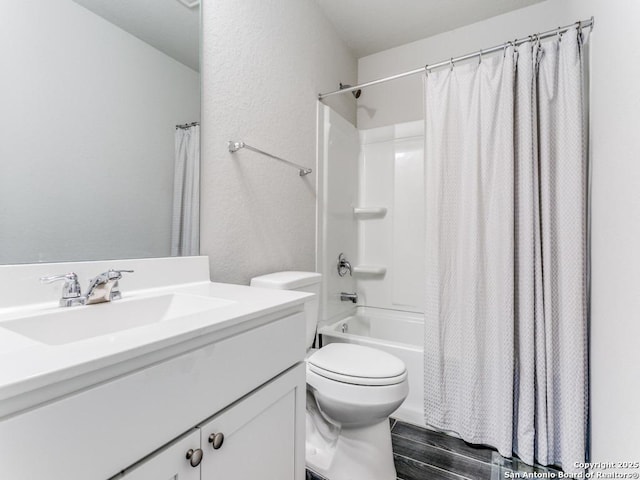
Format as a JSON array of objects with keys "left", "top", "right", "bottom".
[
  {"left": 352, "top": 265, "right": 387, "bottom": 276},
  {"left": 353, "top": 206, "right": 387, "bottom": 218}
]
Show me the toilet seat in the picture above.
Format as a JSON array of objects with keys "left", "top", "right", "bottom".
[{"left": 307, "top": 343, "right": 407, "bottom": 386}]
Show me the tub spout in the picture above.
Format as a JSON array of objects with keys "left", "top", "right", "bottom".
[{"left": 340, "top": 292, "right": 358, "bottom": 303}]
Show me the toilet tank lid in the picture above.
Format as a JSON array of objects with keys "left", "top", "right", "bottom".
[{"left": 250, "top": 271, "right": 322, "bottom": 290}]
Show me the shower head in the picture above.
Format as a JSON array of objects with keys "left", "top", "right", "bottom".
[{"left": 339, "top": 83, "right": 362, "bottom": 99}]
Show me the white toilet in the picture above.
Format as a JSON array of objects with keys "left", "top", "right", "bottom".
[{"left": 250, "top": 271, "right": 408, "bottom": 480}]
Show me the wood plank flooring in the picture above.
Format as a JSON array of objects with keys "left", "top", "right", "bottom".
[{"left": 306, "top": 418, "right": 562, "bottom": 480}]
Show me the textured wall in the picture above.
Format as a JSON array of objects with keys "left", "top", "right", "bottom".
[
  {"left": 0, "top": 0, "right": 199, "bottom": 264},
  {"left": 356, "top": 0, "right": 640, "bottom": 463},
  {"left": 200, "top": 0, "right": 356, "bottom": 285}
]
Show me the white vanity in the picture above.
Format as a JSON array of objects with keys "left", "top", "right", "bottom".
[{"left": 0, "top": 257, "right": 309, "bottom": 480}]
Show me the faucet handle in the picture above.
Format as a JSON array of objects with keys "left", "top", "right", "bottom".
[
  {"left": 337, "top": 253, "right": 353, "bottom": 277},
  {"left": 40, "top": 272, "right": 78, "bottom": 284},
  {"left": 106, "top": 269, "right": 134, "bottom": 280},
  {"left": 40, "top": 272, "right": 83, "bottom": 303},
  {"left": 90, "top": 269, "right": 134, "bottom": 284},
  {"left": 87, "top": 269, "right": 133, "bottom": 290}
]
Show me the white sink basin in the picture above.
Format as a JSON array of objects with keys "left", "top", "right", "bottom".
[{"left": 0, "top": 294, "right": 234, "bottom": 346}]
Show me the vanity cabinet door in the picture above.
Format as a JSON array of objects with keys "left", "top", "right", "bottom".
[
  {"left": 111, "top": 429, "right": 202, "bottom": 480},
  {"left": 199, "top": 364, "right": 305, "bottom": 480}
]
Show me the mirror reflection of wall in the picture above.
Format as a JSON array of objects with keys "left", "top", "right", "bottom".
[{"left": 0, "top": 0, "right": 200, "bottom": 264}]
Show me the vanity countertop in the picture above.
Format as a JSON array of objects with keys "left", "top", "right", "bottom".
[{"left": 0, "top": 279, "right": 310, "bottom": 418}]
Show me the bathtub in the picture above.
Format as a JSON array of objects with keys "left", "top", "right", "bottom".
[{"left": 319, "top": 307, "right": 425, "bottom": 426}]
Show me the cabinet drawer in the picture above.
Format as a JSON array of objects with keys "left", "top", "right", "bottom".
[{"left": 0, "top": 311, "right": 305, "bottom": 480}]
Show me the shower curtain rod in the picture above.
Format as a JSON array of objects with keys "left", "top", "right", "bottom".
[{"left": 318, "top": 17, "right": 594, "bottom": 100}]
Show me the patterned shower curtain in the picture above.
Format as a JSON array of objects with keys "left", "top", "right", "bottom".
[
  {"left": 171, "top": 124, "right": 200, "bottom": 256},
  {"left": 423, "top": 28, "right": 588, "bottom": 472}
]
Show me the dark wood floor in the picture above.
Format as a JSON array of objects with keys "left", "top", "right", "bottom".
[{"left": 306, "top": 418, "right": 561, "bottom": 480}]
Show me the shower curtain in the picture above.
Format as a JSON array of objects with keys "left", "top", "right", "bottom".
[
  {"left": 423, "top": 28, "right": 588, "bottom": 471},
  {"left": 171, "top": 124, "right": 200, "bottom": 256}
]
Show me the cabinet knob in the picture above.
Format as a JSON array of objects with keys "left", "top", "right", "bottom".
[
  {"left": 186, "top": 448, "right": 203, "bottom": 467},
  {"left": 208, "top": 432, "right": 225, "bottom": 450}
]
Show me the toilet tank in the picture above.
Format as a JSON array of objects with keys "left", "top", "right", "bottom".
[{"left": 250, "top": 271, "right": 322, "bottom": 349}]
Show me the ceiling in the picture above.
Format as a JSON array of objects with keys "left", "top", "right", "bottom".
[
  {"left": 70, "top": 0, "right": 545, "bottom": 69},
  {"left": 314, "top": 0, "right": 545, "bottom": 58},
  {"left": 72, "top": 0, "right": 200, "bottom": 71}
]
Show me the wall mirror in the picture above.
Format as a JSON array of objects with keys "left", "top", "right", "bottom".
[{"left": 0, "top": 0, "right": 201, "bottom": 264}]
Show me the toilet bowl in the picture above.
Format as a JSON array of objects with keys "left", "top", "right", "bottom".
[
  {"left": 306, "top": 343, "right": 409, "bottom": 479},
  {"left": 307, "top": 343, "right": 408, "bottom": 427},
  {"left": 250, "top": 272, "right": 409, "bottom": 480}
]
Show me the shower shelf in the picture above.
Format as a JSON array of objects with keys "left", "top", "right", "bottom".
[
  {"left": 352, "top": 265, "right": 387, "bottom": 276},
  {"left": 353, "top": 207, "right": 387, "bottom": 218}
]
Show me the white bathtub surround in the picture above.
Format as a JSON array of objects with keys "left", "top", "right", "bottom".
[
  {"left": 317, "top": 107, "right": 427, "bottom": 318},
  {"left": 423, "top": 30, "right": 588, "bottom": 471},
  {"left": 357, "top": 121, "right": 425, "bottom": 313},
  {"left": 171, "top": 123, "right": 200, "bottom": 256},
  {"left": 316, "top": 106, "right": 359, "bottom": 324}
]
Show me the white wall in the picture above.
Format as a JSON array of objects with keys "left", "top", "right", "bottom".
[
  {"left": 0, "top": 0, "right": 199, "bottom": 264},
  {"left": 357, "top": 0, "right": 640, "bottom": 463},
  {"left": 200, "top": 0, "right": 357, "bottom": 285}
]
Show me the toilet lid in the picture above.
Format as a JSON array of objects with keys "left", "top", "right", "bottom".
[{"left": 307, "top": 343, "right": 407, "bottom": 386}]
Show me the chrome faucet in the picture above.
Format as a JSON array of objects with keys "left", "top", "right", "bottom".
[
  {"left": 41, "top": 269, "right": 134, "bottom": 307},
  {"left": 85, "top": 270, "right": 134, "bottom": 305},
  {"left": 340, "top": 292, "right": 358, "bottom": 304}
]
